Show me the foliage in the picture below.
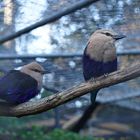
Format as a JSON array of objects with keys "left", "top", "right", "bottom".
[
  {"left": 15, "top": 126, "right": 46, "bottom": 140},
  {"left": 16, "top": 127, "right": 105, "bottom": 140},
  {"left": 47, "top": 129, "right": 96, "bottom": 140},
  {"left": 0, "top": 126, "right": 104, "bottom": 140}
]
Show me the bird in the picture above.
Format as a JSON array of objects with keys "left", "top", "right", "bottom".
[
  {"left": 0, "top": 62, "right": 49, "bottom": 105},
  {"left": 82, "top": 29, "right": 126, "bottom": 104}
]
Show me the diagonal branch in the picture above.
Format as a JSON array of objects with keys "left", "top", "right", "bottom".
[
  {"left": 0, "top": 0, "right": 99, "bottom": 44},
  {"left": 0, "top": 62, "right": 140, "bottom": 117}
]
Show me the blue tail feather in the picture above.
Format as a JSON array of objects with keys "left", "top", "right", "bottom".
[{"left": 90, "top": 90, "right": 99, "bottom": 104}]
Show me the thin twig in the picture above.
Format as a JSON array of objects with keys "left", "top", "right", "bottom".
[
  {"left": 0, "top": 62, "right": 139, "bottom": 117},
  {"left": 0, "top": 0, "right": 99, "bottom": 44}
]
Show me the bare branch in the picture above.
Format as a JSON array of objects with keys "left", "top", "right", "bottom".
[
  {"left": 0, "top": 51, "right": 139, "bottom": 60},
  {"left": 0, "top": 62, "right": 140, "bottom": 117},
  {"left": 0, "top": 0, "right": 99, "bottom": 44}
]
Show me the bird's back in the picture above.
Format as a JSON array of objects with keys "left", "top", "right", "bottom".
[{"left": 0, "top": 70, "right": 39, "bottom": 104}]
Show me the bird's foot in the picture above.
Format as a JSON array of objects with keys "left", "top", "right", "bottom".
[
  {"left": 104, "top": 73, "right": 109, "bottom": 78},
  {"left": 91, "top": 77, "right": 97, "bottom": 83}
]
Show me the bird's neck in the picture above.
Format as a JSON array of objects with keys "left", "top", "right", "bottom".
[
  {"left": 85, "top": 41, "right": 117, "bottom": 62},
  {"left": 20, "top": 69, "right": 43, "bottom": 90}
]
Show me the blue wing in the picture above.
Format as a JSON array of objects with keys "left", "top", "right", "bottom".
[
  {"left": 83, "top": 52, "right": 117, "bottom": 80},
  {"left": 103, "top": 59, "right": 117, "bottom": 74},
  {"left": 83, "top": 55, "right": 102, "bottom": 80},
  {"left": 0, "top": 70, "right": 39, "bottom": 104},
  {"left": 83, "top": 48, "right": 117, "bottom": 104}
]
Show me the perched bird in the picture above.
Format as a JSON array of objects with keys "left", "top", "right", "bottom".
[
  {"left": 83, "top": 29, "right": 126, "bottom": 104},
  {"left": 0, "top": 62, "right": 48, "bottom": 105}
]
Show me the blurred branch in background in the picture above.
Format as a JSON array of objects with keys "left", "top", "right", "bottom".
[
  {"left": 0, "top": 50, "right": 140, "bottom": 59},
  {"left": 0, "top": 62, "right": 140, "bottom": 117},
  {"left": 64, "top": 102, "right": 100, "bottom": 132},
  {"left": 0, "top": 0, "right": 99, "bottom": 44}
]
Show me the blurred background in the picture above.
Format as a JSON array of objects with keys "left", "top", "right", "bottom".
[{"left": 0, "top": 0, "right": 140, "bottom": 139}]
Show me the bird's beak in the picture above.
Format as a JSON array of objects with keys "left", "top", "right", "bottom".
[
  {"left": 113, "top": 34, "right": 126, "bottom": 40},
  {"left": 41, "top": 70, "right": 51, "bottom": 75}
]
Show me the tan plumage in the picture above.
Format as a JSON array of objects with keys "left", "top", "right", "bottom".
[
  {"left": 20, "top": 62, "right": 45, "bottom": 90},
  {"left": 0, "top": 61, "right": 48, "bottom": 104},
  {"left": 83, "top": 29, "right": 125, "bottom": 104},
  {"left": 86, "top": 29, "right": 120, "bottom": 62}
]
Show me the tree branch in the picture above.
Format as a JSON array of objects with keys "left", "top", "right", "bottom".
[
  {"left": 0, "top": 51, "right": 139, "bottom": 60},
  {"left": 0, "top": 62, "right": 140, "bottom": 117},
  {"left": 0, "top": 0, "right": 99, "bottom": 44}
]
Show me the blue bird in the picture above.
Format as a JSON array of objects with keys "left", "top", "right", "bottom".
[
  {"left": 0, "top": 62, "right": 48, "bottom": 105},
  {"left": 83, "top": 29, "right": 125, "bottom": 104}
]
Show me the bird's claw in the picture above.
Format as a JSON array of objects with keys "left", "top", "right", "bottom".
[
  {"left": 104, "top": 73, "right": 109, "bottom": 78},
  {"left": 91, "top": 77, "right": 97, "bottom": 83}
]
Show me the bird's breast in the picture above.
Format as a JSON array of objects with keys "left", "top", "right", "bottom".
[
  {"left": 29, "top": 73, "right": 43, "bottom": 90},
  {"left": 83, "top": 47, "right": 117, "bottom": 80},
  {"left": 86, "top": 44, "right": 104, "bottom": 61},
  {"left": 103, "top": 47, "right": 117, "bottom": 62},
  {"left": 86, "top": 40, "right": 117, "bottom": 62}
]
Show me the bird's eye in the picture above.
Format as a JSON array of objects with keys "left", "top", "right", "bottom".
[
  {"left": 105, "top": 32, "right": 111, "bottom": 36},
  {"left": 32, "top": 69, "right": 41, "bottom": 73}
]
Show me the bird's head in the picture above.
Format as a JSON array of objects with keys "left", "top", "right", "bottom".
[
  {"left": 20, "top": 62, "right": 50, "bottom": 90},
  {"left": 85, "top": 29, "right": 126, "bottom": 61},
  {"left": 93, "top": 29, "right": 126, "bottom": 42},
  {"left": 21, "top": 62, "right": 49, "bottom": 75}
]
